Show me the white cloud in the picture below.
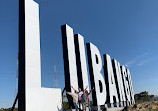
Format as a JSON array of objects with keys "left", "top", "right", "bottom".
[
  {"left": 125, "top": 52, "right": 148, "bottom": 67},
  {"left": 136, "top": 56, "right": 158, "bottom": 66}
]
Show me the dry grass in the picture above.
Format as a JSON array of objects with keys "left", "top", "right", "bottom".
[{"left": 128, "top": 101, "right": 158, "bottom": 111}]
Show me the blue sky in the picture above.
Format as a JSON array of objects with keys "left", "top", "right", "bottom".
[{"left": 0, "top": 0, "right": 158, "bottom": 108}]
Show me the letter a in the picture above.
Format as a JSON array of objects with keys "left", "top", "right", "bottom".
[{"left": 104, "top": 54, "right": 119, "bottom": 104}]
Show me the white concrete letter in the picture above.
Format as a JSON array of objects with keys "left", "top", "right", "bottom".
[
  {"left": 18, "top": 0, "right": 62, "bottom": 111},
  {"left": 61, "top": 24, "right": 78, "bottom": 92},
  {"left": 74, "top": 34, "right": 89, "bottom": 92},
  {"left": 126, "top": 69, "right": 135, "bottom": 104},
  {"left": 112, "top": 59, "right": 126, "bottom": 105},
  {"left": 86, "top": 43, "right": 106, "bottom": 106},
  {"left": 104, "top": 55, "right": 119, "bottom": 104},
  {"left": 121, "top": 66, "right": 131, "bottom": 104}
]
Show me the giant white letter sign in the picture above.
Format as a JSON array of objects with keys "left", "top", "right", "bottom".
[
  {"left": 61, "top": 24, "right": 78, "bottom": 92},
  {"left": 112, "top": 59, "right": 126, "bottom": 106},
  {"left": 18, "top": 0, "right": 62, "bottom": 111},
  {"left": 60, "top": 25, "right": 135, "bottom": 108},
  {"left": 104, "top": 54, "right": 119, "bottom": 106},
  {"left": 86, "top": 43, "right": 107, "bottom": 106},
  {"left": 74, "top": 34, "right": 89, "bottom": 92},
  {"left": 121, "top": 66, "right": 131, "bottom": 105},
  {"left": 126, "top": 69, "right": 135, "bottom": 104}
]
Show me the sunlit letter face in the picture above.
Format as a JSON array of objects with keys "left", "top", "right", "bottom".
[
  {"left": 121, "top": 66, "right": 131, "bottom": 103},
  {"left": 112, "top": 60, "right": 126, "bottom": 103},
  {"left": 18, "top": 0, "right": 62, "bottom": 111},
  {"left": 126, "top": 69, "right": 135, "bottom": 104},
  {"left": 61, "top": 24, "right": 78, "bottom": 92},
  {"left": 86, "top": 43, "right": 106, "bottom": 106},
  {"left": 104, "top": 55, "right": 119, "bottom": 104},
  {"left": 74, "top": 34, "right": 89, "bottom": 92}
]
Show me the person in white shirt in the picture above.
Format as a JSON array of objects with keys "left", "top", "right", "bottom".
[{"left": 66, "top": 90, "right": 78, "bottom": 111}]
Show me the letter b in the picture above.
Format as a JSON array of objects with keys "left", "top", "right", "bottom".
[{"left": 86, "top": 43, "right": 106, "bottom": 106}]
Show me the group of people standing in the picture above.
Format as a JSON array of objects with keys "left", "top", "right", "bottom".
[{"left": 66, "top": 86, "right": 94, "bottom": 111}]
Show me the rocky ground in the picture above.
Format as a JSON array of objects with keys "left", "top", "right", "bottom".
[
  {"left": 0, "top": 108, "right": 18, "bottom": 111},
  {"left": 0, "top": 102, "right": 158, "bottom": 111},
  {"left": 128, "top": 101, "right": 158, "bottom": 111}
]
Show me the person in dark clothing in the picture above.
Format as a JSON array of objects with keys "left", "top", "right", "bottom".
[{"left": 81, "top": 90, "right": 88, "bottom": 111}]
